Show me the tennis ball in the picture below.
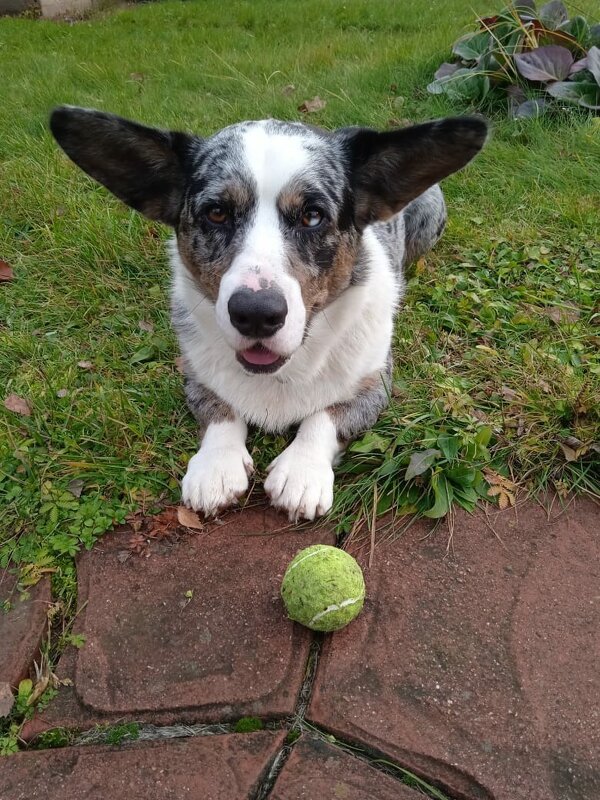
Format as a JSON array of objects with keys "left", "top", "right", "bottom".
[{"left": 281, "top": 545, "right": 365, "bottom": 632}]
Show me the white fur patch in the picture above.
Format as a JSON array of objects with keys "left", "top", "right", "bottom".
[
  {"left": 181, "top": 418, "right": 253, "bottom": 516},
  {"left": 214, "top": 124, "right": 311, "bottom": 356},
  {"left": 264, "top": 411, "right": 341, "bottom": 521},
  {"left": 171, "top": 226, "right": 400, "bottom": 432}
]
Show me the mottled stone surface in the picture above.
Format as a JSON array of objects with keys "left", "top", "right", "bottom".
[
  {"left": 271, "top": 736, "right": 425, "bottom": 799},
  {"left": 25, "top": 506, "right": 334, "bottom": 734},
  {"left": 0, "top": 732, "right": 283, "bottom": 799},
  {"left": 309, "top": 499, "right": 600, "bottom": 800},
  {"left": 0, "top": 574, "right": 50, "bottom": 689}
]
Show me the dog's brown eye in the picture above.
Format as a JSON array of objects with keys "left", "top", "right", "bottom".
[
  {"left": 206, "top": 206, "right": 229, "bottom": 225},
  {"left": 301, "top": 208, "right": 324, "bottom": 228}
]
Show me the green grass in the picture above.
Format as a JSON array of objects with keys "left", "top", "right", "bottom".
[{"left": 1, "top": 0, "right": 599, "bottom": 577}]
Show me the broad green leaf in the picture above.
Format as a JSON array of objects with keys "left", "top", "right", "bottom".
[
  {"left": 557, "top": 16, "right": 590, "bottom": 48},
  {"left": 539, "top": 1, "right": 568, "bottom": 30},
  {"left": 547, "top": 80, "right": 600, "bottom": 108},
  {"left": 423, "top": 474, "right": 453, "bottom": 518},
  {"left": 427, "top": 68, "right": 490, "bottom": 102},
  {"left": 475, "top": 426, "right": 493, "bottom": 447},
  {"left": 512, "top": 98, "right": 550, "bottom": 118},
  {"left": 130, "top": 345, "right": 157, "bottom": 364},
  {"left": 587, "top": 46, "right": 600, "bottom": 85},
  {"left": 18, "top": 679, "right": 33, "bottom": 700},
  {"left": 349, "top": 431, "right": 389, "bottom": 454},
  {"left": 437, "top": 434, "right": 460, "bottom": 460},
  {"left": 404, "top": 449, "right": 441, "bottom": 481},
  {"left": 446, "top": 466, "right": 477, "bottom": 486},
  {"left": 452, "top": 31, "right": 492, "bottom": 61}
]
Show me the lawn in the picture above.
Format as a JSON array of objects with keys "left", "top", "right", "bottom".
[{"left": 1, "top": 0, "right": 598, "bottom": 584}]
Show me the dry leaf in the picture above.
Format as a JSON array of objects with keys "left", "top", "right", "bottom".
[
  {"left": 139, "top": 319, "right": 154, "bottom": 333},
  {"left": 0, "top": 683, "right": 14, "bottom": 717},
  {"left": 282, "top": 84, "right": 296, "bottom": 96},
  {"left": 387, "top": 118, "right": 411, "bottom": 128},
  {"left": 175, "top": 356, "right": 185, "bottom": 373},
  {"left": 484, "top": 468, "right": 517, "bottom": 509},
  {"left": 0, "top": 259, "right": 14, "bottom": 282},
  {"left": 501, "top": 385, "right": 517, "bottom": 402},
  {"left": 542, "top": 305, "right": 580, "bottom": 324},
  {"left": 4, "top": 393, "right": 31, "bottom": 416},
  {"left": 130, "top": 72, "right": 145, "bottom": 82},
  {"left": 558, "top": 436, "right": 590, "bottom": 462},
  {"left": 487, "top": 484, "right": 516, "bottom": 509},
  {"left": 27, "top": 674, "right": 49, "bottom": 706},
  {"left": 67, "top": 479, "right": 84, "bottom": 498},
  {"left": 298, "top": 96, "right": 326, "bottom": 113},
  {"left": 537, "top": 379, "right": 551, "bottom": 393},
  {"left": 177, "top": 506, "right": 204, "bottom": 531},
  {"left": 77, "top": 360, "right": 93, "bottom": 370}
]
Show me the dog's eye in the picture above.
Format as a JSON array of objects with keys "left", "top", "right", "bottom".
[
  {"left": 301, "top": 208, "right": 324, "bottom": 229},
  {"left": 205, "top": 205, "right": 229, "bottom": 225}
]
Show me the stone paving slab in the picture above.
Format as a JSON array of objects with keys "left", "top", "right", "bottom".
[
  {"left": 309, "top": 497, "right": 600, "bottom": 800},
  {"left": 271, "top": 735, "right": 424, "bottom": 799},
  {"left": 0, "top": 573, "right": 50, "bottom": 693},
  {"left": 25, "top": 507, "right": 333, "bottom": 736},
  {"left": 0, "top": 731, "right": 283, "bottom": 799}
]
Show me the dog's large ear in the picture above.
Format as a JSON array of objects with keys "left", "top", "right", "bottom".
[
  {"left": 341, "top": 117, "right": 488, "bottom": 228},
  {"left": 50, "top": 106, "right": 196, "bottom": 227}
]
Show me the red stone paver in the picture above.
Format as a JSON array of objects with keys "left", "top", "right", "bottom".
[
  {"left": 271, "top": 735, "right": 424, "bottom": 799},
  {"left": 0, "top": 731, "right": 283, "bottom": 799},
  {"left": 309, "top": 498, "right": 600, "bottom": 800},
  {"left": 26, "top": 507, "right": 334, "bottom": 735},
  {"left": 0, "top": 573, "right": 50, "bottom": 694}
]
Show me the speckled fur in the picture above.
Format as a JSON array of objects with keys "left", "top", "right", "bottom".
[{"left": 50, "top": 107, "right": 487, "bottom": 519}]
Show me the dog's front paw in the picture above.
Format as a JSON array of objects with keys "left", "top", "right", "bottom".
[
  {"left": 182, "top": 446, "right": 254, "bottom": 516},
  {"left": 264, "top": 446, "right": 334, "bottom": 522}
]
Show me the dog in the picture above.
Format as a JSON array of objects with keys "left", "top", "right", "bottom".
[{"left": 50, "top": 107, "right": 487, "bottom": 522}]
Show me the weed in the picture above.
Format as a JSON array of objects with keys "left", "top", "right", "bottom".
[
  {"left": 234, "top": 716, "right": 264, "bottom": 734},
  {"left": 104, "top": 722, "right": 140, "bottom": 745}
]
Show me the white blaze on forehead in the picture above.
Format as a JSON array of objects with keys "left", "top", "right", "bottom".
[
  {"left": 234, "top": 124, "right": 312, "bottom": 268},
  {"left": 241, "top": 123, "right": 312, "bottom": 202},
  {"left": 212, "top": 122, "right": 311, "bottom": 358}
]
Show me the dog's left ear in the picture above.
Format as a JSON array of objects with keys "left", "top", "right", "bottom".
[
  {"left": 50, "top": 106, "right": 196, "bottom": 226},
  {"left": 341, "top": 117, "right": 488, "bottom": 228}
]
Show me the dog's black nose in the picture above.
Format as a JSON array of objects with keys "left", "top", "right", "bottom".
[{"left": 228, "top": 288, "right": 288, "bottom": 339}]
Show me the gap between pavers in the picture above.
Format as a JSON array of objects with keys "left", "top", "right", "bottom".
[
  {"left": 268, "top": 735, "right": 426, "bottom": 800},
  {"left": 24, "top": 505, "right": 336, "bottom": 737},
  {"left": 308, "top": 497, "right": 600, "bottom": 800},
  {"left": 0, "top": 730, "right": 286, "bottom": 800}
]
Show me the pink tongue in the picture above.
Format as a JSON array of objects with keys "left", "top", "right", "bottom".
[{"left": 241, "top": 346, "right": 280, "bottom": 366}]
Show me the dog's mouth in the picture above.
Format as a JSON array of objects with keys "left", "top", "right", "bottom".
[{"left": 236, "top": 344, "right": 288, "bottom": 374}]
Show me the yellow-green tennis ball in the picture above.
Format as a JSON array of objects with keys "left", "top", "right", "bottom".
[{"left": 281, "top": 545, "right": 365, "bottom": 632}]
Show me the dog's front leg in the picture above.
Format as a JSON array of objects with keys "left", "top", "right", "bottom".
[
  {"left": 265, "top": 368, "right": 390, "bottom": 522},
  {"left": 181, "top": 378, "right": 253, "bottom": 516}
]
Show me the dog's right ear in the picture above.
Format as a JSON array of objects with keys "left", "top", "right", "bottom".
[{"left": 50, "top": 106, "right": 196, "bottom": 227}]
